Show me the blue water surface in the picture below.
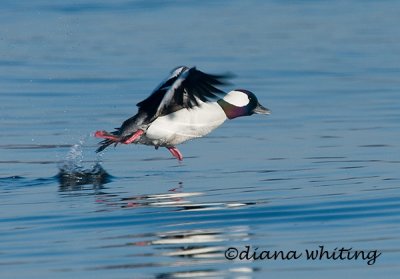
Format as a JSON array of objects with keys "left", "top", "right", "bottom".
[{"left": 1, "top": 1, "right": 399, "bottom": 278}]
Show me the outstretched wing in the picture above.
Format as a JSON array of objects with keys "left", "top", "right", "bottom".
[{"left": 136, "top": 66, "right": 232, "bottom": 120}]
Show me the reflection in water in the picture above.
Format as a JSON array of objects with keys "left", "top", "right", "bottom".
[
  {"left": 96, "top": 225, "right": 253, "bottom": 278},
  {"left": 56, "top": 171, "right": 256, "bottom": 277},
  {"left": 57, "top": 168, "right": 258, "bottom": 279},
  {"left": 155, "top": 267, "right": 256, "bottom": 279},
  {"left": 119, "top": 189, "right": 255, "bottom": 211}
]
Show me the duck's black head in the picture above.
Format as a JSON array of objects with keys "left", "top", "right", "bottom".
[{"left": 218, "top": 89, "right": 270, "bottom": 119}]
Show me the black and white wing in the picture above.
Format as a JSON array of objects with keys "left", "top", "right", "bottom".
[{"left": 136, "top": 66, "right": 232, "bottom": 120}]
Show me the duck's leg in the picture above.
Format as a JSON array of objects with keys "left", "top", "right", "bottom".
[
  {"left": 95, "top": 129, "right": 144, "bottom": 144},
  {"left": 123, "top": 130, "right": 144, "bottom": 144},
  {"left": 95, "top": 130, "right": 119, "bottom": 141},
  {"left": 167, "top": 146, "right": 183, "bottom": 161}
]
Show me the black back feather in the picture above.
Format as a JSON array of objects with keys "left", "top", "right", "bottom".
[{"left": 136, "top": 66, "right": 232, "bottom": 120}]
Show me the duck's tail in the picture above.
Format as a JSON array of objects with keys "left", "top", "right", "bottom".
[{"left": 96, "top": 139, "right": 118, "bottom": 153}]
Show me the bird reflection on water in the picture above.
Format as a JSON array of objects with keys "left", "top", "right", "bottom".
[
  {"left": 56, "top": 163, "right": 254, "bottom": 211},
  {"left": 55, "top": 163, "right": 256, "bottom": 278}
]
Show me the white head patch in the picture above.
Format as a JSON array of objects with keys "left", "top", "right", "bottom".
[{"left": 223, "top": 90, "right": 250, "bottom": 107}]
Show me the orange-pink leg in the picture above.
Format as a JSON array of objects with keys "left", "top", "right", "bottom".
[
  {"left": 123, "top": 130, "right": 144, "bottom": 144},
  {"left": 95, "top": 130, "right": 119, "bottom": 141},
  {"left": 95, "top": 129, "right": 144, "bottom": 144},
  {"left": 167, "top": 146, "right": 183, "bottom": 161}
]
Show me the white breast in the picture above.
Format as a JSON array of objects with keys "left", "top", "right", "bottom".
[{"left": 144, "top": 102, "right": 227, "bottom": 146}]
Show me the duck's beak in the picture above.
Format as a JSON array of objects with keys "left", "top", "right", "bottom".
[{"left": 253, "top": 103, "right": 271, "bottom": 115}]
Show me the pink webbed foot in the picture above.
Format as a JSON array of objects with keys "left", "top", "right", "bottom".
[
  {"left": 123, "top": 130, "right": 144, "bottom": 144},
  {"left": 167, "top": 146, "right": 183, "bottom": 161},
  {"left": 94, "top": 130, "right": 119, "bottom": 142}
]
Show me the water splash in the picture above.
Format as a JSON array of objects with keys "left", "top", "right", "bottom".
[
  {"left": 63, "top": 139, "right": 85, "bottom": 172},
  {"left": 57, "top": 137, "right": 112, "bottom": 188}
]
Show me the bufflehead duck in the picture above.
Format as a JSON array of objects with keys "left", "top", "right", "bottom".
[{"left": 95, "top": 66, "right": 270, "bottom": 161}]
